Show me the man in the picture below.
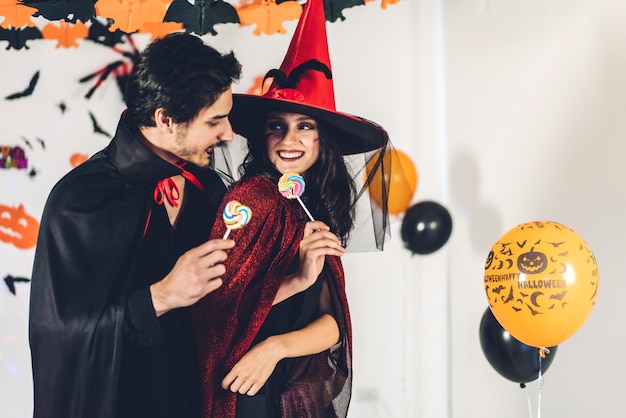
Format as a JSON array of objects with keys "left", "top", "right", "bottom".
[{"left": 29, "top": 33, "right": 241, "bottom": 418}]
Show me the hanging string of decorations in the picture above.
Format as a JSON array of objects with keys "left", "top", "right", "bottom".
[{"left": 0, "top": 0, "right": 400, "bottom": 50}]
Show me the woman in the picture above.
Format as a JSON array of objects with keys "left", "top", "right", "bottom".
[{"left": 191, "top": 0, "right": 391, "bottom": 416}]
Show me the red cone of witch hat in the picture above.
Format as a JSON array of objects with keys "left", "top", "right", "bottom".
[
  {"left": 229, "top": 0, "right": 388, "bottom": 155},
  {"left": 273, "top": 0, "right": 336, "bottom": 111}
]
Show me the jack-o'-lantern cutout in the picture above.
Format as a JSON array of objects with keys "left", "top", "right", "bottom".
[
  {"left": 484, "top": 221, "right": 599, "bottom": 348},
  {"left": 0, "top": 204, "right": 39, "bottom": 249}
]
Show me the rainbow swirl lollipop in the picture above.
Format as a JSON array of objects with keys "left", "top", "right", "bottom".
[
  {"left": 222, "top": 200, "right": 252, "bottom": 238},
  {"left": 277, "top": 173, "right": 314, "bottom": 221},
  {"left": 278, "top": 173, "right": 305, "bottom": 199}
]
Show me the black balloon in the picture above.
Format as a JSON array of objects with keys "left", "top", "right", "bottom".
[
  {"left": 479, "top": 307, "right": 558, "bottom": 384},
  {"left": 400, "top": 201, "right": 452, "bottom": 255}
]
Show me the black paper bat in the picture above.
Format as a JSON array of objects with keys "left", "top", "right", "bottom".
[
  {"left": 22, "top": 136, "right": 46, "bottom": 150},
  {"left": 323, "top": 0, "right": 365, "bottom": 22},
  {"left": 164, "top": 0, "right": 240, "bottom": 36},
  {"left": 86, "top": 18, "right": 126, "bottom": 47},
  {"left": 22, "top": 0, "right": 97, "bottom": 23},
  {"left": 89, "top": 111, "right": 111, "bottom": 137},
  {"left": 3, "top": 275, "right": 31, "bottom": 295},
  {"left": 22, "top": 136, "right": 32, "bottom": 149},
  {"left": 0, "top": 26, "right": 43, "bottom": 50},
  {"left": 5, "top": 71, "right": 40, "bottom": 100}
]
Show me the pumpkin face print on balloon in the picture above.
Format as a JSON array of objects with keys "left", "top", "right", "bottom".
[
  {"left": 484, "top": 221, "right": 599, "bottom": 348},
  {"left": 517, "top": 249, "right": 547, "bottom": 274},
  {"left": 0, "top": 203, "right": 39, "bottom": 249}
]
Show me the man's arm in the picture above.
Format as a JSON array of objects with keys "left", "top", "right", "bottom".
[{"left": 151, "top": 238, "right": 235, "bottom": 316}]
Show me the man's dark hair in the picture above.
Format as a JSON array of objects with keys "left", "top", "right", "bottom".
[{"left": 125, "top": 33, "right": 242, "bottom": 127}]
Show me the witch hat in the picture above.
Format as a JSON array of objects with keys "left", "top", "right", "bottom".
[{"left": 229, "top": 0, "right": 388, "bottom": 155}]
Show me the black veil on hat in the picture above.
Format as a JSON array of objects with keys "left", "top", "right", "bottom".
[{"left": 229, "top": 0, "right": 399, "bottom": 251}]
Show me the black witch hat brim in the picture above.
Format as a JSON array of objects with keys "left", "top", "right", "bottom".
[{"left": 230, "top": 93, "right": 389, "bottom": 155}]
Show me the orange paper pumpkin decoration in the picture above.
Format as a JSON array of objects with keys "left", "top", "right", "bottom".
[
  {"left": 484, "top": 221, "right": 599, "bottom": 348},
  {"left": 69, "top": 153, "right": 89, "bottom": 167},
  {"left": 0, "top": 204, "right": 40, "bottom": 249},
  {"left": 365, "top": 148, "right": 418, "bottom": 215}
]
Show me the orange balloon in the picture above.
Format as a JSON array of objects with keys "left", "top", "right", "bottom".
[
  {"left": 484, "top": 221, "right": 599, "bottom": 348},
  {"left": 365, "top": 148, "right": 418, "bottom": 215}
]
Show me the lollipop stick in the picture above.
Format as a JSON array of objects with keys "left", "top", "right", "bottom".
[
  {"left": 223, "top": 229, "right": 231, "bottom": 239},
  {"left": 296, "top": 196, "right": 315, "bottom": 221}
]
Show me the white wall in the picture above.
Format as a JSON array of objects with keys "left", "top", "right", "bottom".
[
  {"left": 445, "top": 1, "right": 626, "bottom": 417},
  {"left": 2, "top": 1, "right": 624, "bottom": 417}
]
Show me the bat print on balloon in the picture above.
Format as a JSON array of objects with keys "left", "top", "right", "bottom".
[
  {"left": 485, "top": 222, "right": 598, "bottom": 316},
  {"left": 484, "top": 221, "right": 599, "bottom": 348},
  {"left": 484, "top": 221, "right": 599, "bottom": 351}
]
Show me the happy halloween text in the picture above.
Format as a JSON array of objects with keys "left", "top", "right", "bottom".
[
  {"left": 485, "top": 274, "right": 566, "bottom": 289},
  {"left": 0, "top": 146, "right": 28, "bottom": 169}
]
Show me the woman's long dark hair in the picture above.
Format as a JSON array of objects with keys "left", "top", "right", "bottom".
[{"left": 240, "top": 119, "right": 356, "bottom": 245}]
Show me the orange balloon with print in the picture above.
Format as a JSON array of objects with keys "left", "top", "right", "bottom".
[
  {"left": 484, "top": 221, "right": 599, "bottom": 348},
  {"left": 365, "top": 148, "right": 418, "bottom": 215}
]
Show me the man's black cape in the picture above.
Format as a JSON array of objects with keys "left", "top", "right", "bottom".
[{"left": 28, "top": 114, "right": 225, "bottom": 418}]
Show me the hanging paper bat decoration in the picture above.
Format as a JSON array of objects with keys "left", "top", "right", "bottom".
[
  {"left": 323, "top": 0, "right": 365, "bottom": 22},
  {"left": 86, "top": 18, "right": 126, "bottom": 47},
  {"left": 89, "top": 111, "right": 111, "bottom": 137},
  {"left": 164, "top": 0, "right": 240, "bottom": 36},
  {"left": 5, "top": 71, "right": 40, "bottom": 100},
  {"left": 0, "top": 0, "right": 38, "bottom": 29},
  {"left": 21, "top": 0, "right": 97, "bottom": 23},
  {"left": 0, "top": 26, "right": 42, "bottom": 50},
  {"left": 137, "top": 20, "right": 184, "bottom": 41},
  {"left": 95, "top": 0, "right": 169, "bottom": 33},
  {"left": 41, "top": 20, "right": 89, "bottom": 48},
  {"left": 3, "top": 274, "right": 31, "bottom": 295},
  {"left": 236, "top": 0, "right": 301, "bottom": 36}
]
